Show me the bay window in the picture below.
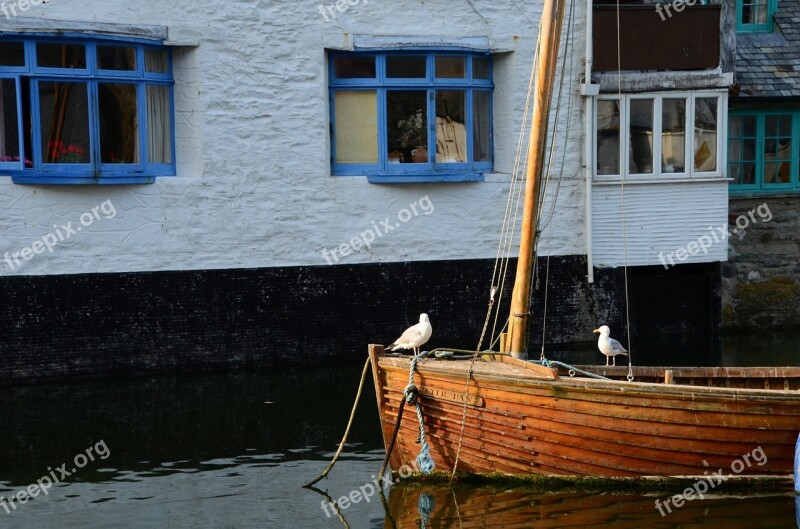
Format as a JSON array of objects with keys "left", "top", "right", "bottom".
[
  {"left": 595, "top": 92, "right": 725, "bottom": 180},
  {"left": 0, "top": 37, "right": 175, "bottom": 184}
]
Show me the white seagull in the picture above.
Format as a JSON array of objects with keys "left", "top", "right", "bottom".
[
  {"left": 388, "top": 313, "right": 432, "bottom": 356},
  {"left": 593, "top": 325, "right": 628, "bottom": 366}
]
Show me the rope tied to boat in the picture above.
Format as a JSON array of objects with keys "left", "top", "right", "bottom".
[
  {"left": 405, "top": 353, "right": 435, "bottom": 474},
  {"left": 532, "top": 359, "right": 611, "bottom": 381}
]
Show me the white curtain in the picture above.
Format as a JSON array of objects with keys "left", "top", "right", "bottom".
[
  {"left": 144, "top": 49, "right": 169, "bottom": 73},
  {"left": 146, "top": 85, "right": 171, "bottom": 164}
]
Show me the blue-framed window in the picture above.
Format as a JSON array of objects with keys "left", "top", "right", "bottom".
[
  {"left": 736, "top": 0, "right": 777, "bottom": 32},
  {"left": 329, "top": 51, "right": 493, "bottom": 183},
  {"left": 728, "top": 110, "right": 799, "bottom": 193},
  {"left": 0, "top": 36, "right": 175, "bottom": 184}
]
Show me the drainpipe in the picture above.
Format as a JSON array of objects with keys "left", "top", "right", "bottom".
[{"left": 583, "top": 0, "right": 596, "bottom": 284}]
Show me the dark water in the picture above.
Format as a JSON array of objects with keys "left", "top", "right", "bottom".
[{"left": 1, "top": 355, "right": 798, "bottom": 528}]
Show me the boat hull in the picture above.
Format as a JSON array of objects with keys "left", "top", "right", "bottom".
[{"left": 369, "top": 345, "right": 800, "bottom": 480}]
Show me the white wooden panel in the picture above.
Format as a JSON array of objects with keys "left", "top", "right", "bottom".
[{"left": 591, "top": 181, "right": 729, "bottom": 268}]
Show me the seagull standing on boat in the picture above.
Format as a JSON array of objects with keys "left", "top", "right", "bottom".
[
  {"left": 593, "top": 325, "right": 628, "bottom": 366},
  {"left": 388, "top": 314, "right": 432, "bottom": 356}
]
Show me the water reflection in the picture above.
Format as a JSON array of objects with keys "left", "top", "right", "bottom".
[
  {"left": 0, "top": 360, "right": 797, "bottom": 528},
  {"left": 384, "top": 483, "right": 798, "bottom": 529}
]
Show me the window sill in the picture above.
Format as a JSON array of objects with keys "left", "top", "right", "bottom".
[
  {"left": 729, "top": 190, "right": 800, "bottom": 199},
  {"left": 366, "top": 173, "right": 484, "bottom": 184},
  {"left": 10, "top": 175, "right": 157, "bottom": 185},
  {"left": 593, "top": 176, "right": 729, "bottom": 186}
]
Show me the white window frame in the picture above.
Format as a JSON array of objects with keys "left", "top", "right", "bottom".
[{"left": 594, "top": 91, "right": 728, "bottom": 183}]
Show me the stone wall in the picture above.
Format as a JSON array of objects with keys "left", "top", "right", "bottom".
[{"left": 722, "top": 197, "right": 800, "bottom": 329}]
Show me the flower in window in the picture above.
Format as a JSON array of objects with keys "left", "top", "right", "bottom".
[{"left": 397, "top": 108, "right": 426, "bottom": 148}]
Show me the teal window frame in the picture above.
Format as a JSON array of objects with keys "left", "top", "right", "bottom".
[
  {"left": 728, "top": 109, "right": 800, "bottom": 194},
  {"left": 736, "top": 0, "right": 777, "bottom": 33}
]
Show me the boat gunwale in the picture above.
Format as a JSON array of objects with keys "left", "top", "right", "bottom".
[{"left": 377, "top": 355, "right": 800, "bottom": 401}]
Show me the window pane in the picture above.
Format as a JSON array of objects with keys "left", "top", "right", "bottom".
[
  {"left": 98, "top": 46, "right": 136, "bottom": 71},
  {"left": 99, "top": 84, "right": 139, "bottom": 164},
  {"left": 37, "top": 43, "right": 86, "bottom": 69},
  {"left": 473, "top": 90, "right": 491, "bottom": 162},
  {"left": 729, "top": 163, "right": 742, "bottom": 184},
  {"left": 144, "top": 49, "right": 169, "bottom": 73},
  {"left": 388, "top": 91, "right": 427, "bottom": 163},
  {"left": 39, "top": 82, "right": 90, "bottom": 164},
  {"left": 742, "top": 162, "right": 756, "bottom": 184},
  {"left": 764, "top": 113, "right": 792, "bottom": 185},
  {"left": 0, "top": 42, "right": 25, "bottom": 67},
  {"left": 334, "top": 90, "right": 377, "bottom": 164},
  {"left": 743, "top": 116, "right": 756, "bottom": 136},
  {"left": 435, "top": 90, "right": 467, "bottom": 163},
  {"left": 0, "top": 79, "right": 20, "bottom": 163},
  {"left": 334, "top": 56, "right": 375, "bottom": 78},
  {"left": 742, "top": 2, "right": 768, "bottom": 24},
  {"left": 436, "top": 56, "right": 465, "bottom": 78},
  {"left": 629, "top": 99, "right": 653, "bottom": 174},
  {"left": 596, "top": 100, "right": 620, "bottom": 175},
  {"left": 694, "top": 98, "right": 717, "bottom": 172},
  {"left": 387, "top": 56, "right": 426, "bottom": 78},
  {"left": 662, "top": 99, "right": 686, "bottom": 173},
  {"left": 146, "top": 85, "right": 172, "bottom": 164},
  {"left": 473, "top": 57, "right": 490, "bottom": 80}
]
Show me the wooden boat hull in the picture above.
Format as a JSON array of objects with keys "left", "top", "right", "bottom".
[{"left": 369, "top": 345, "right": 800, "bottom": 480}]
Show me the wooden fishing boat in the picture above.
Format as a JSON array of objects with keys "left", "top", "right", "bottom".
[
  {"left": 368, "top": 0, "right": 800, "bottom": 481},
  {"left": 371, "top": 346, "right": 800, "bottom": 479}
]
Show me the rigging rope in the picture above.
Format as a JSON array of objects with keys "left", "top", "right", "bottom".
[
  {"left": 487, "top": 20, "right": 542, "bottom": 348},
  {"left": 539, "top": 0, "right": 576, "bottom": 361},
  {"left": 615, "top": 0, "right": 635, "bottom": 382}
]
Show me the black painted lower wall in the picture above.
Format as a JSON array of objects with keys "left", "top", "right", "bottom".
[{"left": 0, "top": 256, "right": 721, "bottom": 382}]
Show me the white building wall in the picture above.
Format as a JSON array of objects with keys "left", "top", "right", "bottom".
[
  {"left": 591, "top": 181, "right": 729, "bottom": 268},
  {"left": 0, "top": 0, "right": 588, "bottom": 276}
]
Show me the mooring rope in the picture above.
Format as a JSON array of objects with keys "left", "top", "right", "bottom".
[
  {"left": 405, "top": 354, "right": 435, "bottom": 474},
  {"left": 378, "top": 352, "right": 435, "bottom": 483},
  {"left": 303, "top": 355, "right": 372, "bottom": 488}
]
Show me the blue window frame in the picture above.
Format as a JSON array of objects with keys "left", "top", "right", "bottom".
[
  {"left": 329, "top": 51, "right": 493, "bottom": 183},
  {"left": 728, "top": 110, "right": 800, "bottom": 193},
  {"left": 736, "top": 0, "right": 777, "bottom": 32},
  {"left": 0, "top": 36, "right": 175, "bottom": 184}
]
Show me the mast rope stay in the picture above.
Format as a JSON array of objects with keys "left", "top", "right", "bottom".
[
  {"left": 538, "top": 0, "right": 576, "bottom": 362},
  {"left": 615, "top": 0, "right": 635, "bottom": 382},
  {"left": 484, "top": 20, "right": 542, "bottom": 351}
]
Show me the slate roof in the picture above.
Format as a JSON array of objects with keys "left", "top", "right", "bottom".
[{"left": 736, "top": 0, "right": 800, "bottom": 98}]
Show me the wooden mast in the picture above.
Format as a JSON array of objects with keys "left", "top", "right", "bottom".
[{"left": 505, "top": 0, "right": 567, "bottom": 358}]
